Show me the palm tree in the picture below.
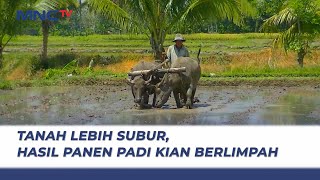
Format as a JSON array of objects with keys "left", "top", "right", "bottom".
[
  {"left": 0, "top": 0, "right": 27, "bottom": 68},
  {"left": 35, "top": 0, "right": 79, "bottom": 68},
  {"left": 87, "top": 0, "right": 255, "bottom": 60},
  {"left": 261, "top": 0, "right": 320, "bottom": 68}
]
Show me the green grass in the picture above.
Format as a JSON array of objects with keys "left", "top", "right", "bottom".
[
  {"left": 2, "top": 76, "right": 319, "bottom": 90},
  {"left": 7, "top": 34, "right": 275, "bottom": 54},
  {"left": 6, "top": 33, "right": 317, "bottom": 54},
  {"left": 43, "top": 68, "right": 127, "bottom": 80},
  {"left": 200, "top": 77, "right": 320, "bottom": 87},
  {"left": 0, "top": 52, "right": 40, "bottom": 79},
  {"left": 203, "top": 67, "right": 320, "bottom": 78},
  {"left": 0, "top": 81, "right": 13, "bottom": 90},
  {"left": 9, "top": 33, "right": 277, "bottom": 42},
  {"left": 1, "top": 33, "right": 320, "bottom": 89}
]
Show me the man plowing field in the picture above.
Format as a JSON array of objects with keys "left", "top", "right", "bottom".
[
  {"left": 127, "top": 34, "right": 200, "bottom": 109},
  {"left": 166, "top": 34, "right": 190, "bottom": 66}
]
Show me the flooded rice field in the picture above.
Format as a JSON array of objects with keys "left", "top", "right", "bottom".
[{"left": 0, "top": 85, "right": 320, "bottom": 125}]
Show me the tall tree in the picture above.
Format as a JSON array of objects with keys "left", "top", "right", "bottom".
[
  {"left": 261, "top": 0, "right": 320, "bottom": 67},
  {"left": 0, "top": 0, "right": 27, "bottom": 68},
  {"left": 35, "top": 0, "right": 79, "bottom": 68},
  {"left": 87, "top": 0, "right": 256, "bottom": 60},
  {"left": 250, "top": 0, "right": 286, "bottom": 32}
]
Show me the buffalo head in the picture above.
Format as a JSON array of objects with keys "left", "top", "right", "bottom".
[{"left": 127, "top": 75, "right": 153, "bottom": 104}]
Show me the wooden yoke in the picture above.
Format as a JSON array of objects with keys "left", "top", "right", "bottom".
[
  {"left": 128, "top": 59, "right": 169, "bottom": 77},
  {"left": 128, "top": 67, "right": 186, "bottom": 76}
]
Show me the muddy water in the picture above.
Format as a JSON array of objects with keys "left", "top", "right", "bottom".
[{"left": 0, "top": 85, "right": 319, "bottom": 125}]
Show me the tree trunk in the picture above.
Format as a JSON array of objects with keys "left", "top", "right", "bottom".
[
  {"left": 255, "top": 19, "right": 259, "bottom": 33},
  {"left": 41, "top": 20, "right": 50, "bottom": 68},
  {"left": 0, "top": 45, "right": 3, "bottom": 68},
  {"left": 150, "top": 30, "right": 166, "bottom": 62},
  {"left": 297, "top": 48, "right": 306, "bottom": 68}
]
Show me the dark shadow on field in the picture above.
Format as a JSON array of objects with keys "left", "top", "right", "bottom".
[
  {"left": 155, "top": 102, "right": 210, "bottom": 109},
  {"left": 193, "top": 103, "right": 210, "bottom": 108}
]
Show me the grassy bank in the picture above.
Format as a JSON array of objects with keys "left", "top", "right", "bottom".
[
  {"left": 1, "top": 76, "right": 320, "bottom": 90},
  {"left": 1, "top": 33, "right": 320, "bottom": 90}
]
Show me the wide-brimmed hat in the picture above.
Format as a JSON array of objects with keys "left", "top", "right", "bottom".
[{"left": 173, "top": 34, "right": 186, "bottom": 42}]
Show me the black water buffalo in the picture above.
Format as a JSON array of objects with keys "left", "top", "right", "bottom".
[
  {"left": 127, "top": 61, "right": 160, "bottom": 109},
  {"left": 155, "top": 57, "right": 201, "bottom": 109}
]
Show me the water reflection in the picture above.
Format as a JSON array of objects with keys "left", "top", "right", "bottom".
[{"left": 250, "top": 90, "right": 320, "bottom": 125}]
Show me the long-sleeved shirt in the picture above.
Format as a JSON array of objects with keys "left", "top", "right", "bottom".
[{"left": 166, "top": 45, "right": 190, "bottom": 65}]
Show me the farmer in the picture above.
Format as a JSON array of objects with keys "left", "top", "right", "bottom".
[{"left": 166, "top": 34, "right": 190, "bottom": 66}]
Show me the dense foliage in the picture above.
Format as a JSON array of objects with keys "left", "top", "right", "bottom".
[
  {"left": 262, "top": 0, "right": 320, "bottom": 67},
  {"left": 15, "top": 0, "right": 283, "bottom": 35},
  {"left": 5, "top": 0, "right": 319, "bottom": 36}
]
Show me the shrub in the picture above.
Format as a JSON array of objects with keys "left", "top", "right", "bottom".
[
  {"left": 0, "top": 81, "right": 13, "bottom": 90},
  {"left": 47, "top": 52, "right": 77, "bottom": 68}
]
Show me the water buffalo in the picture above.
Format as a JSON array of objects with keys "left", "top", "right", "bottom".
[
  {"left": 155, "top": 57, "right": 201, "bottom": 109},
  {"left": 127, "top": 61, "right": 160, "bottom": 109}
]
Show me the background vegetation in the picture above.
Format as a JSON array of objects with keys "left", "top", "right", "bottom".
[
  {"left": 2, "top": 33, "right": 320, "bottom": 79},
  {"left": 1, "top": 0, "right": 320, "bottom": 89}
]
